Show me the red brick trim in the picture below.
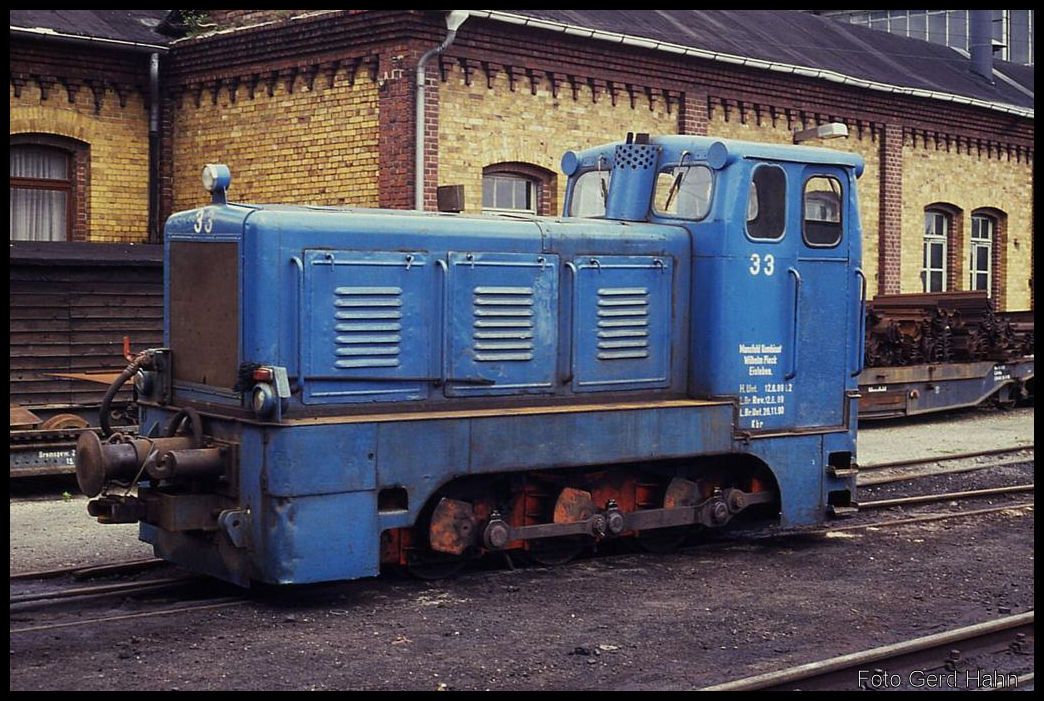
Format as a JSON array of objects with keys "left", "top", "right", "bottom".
[
  {"left": 877, "top": 124, "right": 902, "bottom": 295},
  {"left": 679, "top": 88, "right": 709, "bottom": 136},
  {"left": 377, "top": 46, "right": 421, "bottom": 210}
]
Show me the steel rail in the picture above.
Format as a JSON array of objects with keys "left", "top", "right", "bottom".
[
  {"left": 700, "top": 611, "right": 1034, "bottom": 691},
  {"left": 10, "top": 557, "right": 165, "bottom": 582},
  {"left": 825, "top": 502, "right": 1033, "bottom": 533},
  {"left": 10, "top": 598, "right": 249, "bottom": 635},
  {"left": 10, "top": 576, "right": 194, "bottom": 605},
  {"left": 859, "top": 445, "right": 1033, "bottom": 472},
  {"left": 985, "top": 672, "right": 1034, "bottom": 690},
  {"left": 856, "top": 484, "right": 1034, "bottom": 510},
  {"left": 858, "top": 458, "right": 1032, "bottom": 487}
]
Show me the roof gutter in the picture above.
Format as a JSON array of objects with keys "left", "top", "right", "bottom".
[
  {"left": 465, "top": 10, "right": 1033, "bottom": 120},
  {"left": 10, "top": 25, "right": 169, "bottom": 53}
]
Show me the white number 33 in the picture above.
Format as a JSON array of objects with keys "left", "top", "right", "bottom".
[{"left": 749, "top": 253, "right": 775, "bottom": 276}]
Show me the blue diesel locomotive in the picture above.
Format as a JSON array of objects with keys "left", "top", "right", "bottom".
[{"left": 76, "top": 133, "right": 865, "bottom": 585}]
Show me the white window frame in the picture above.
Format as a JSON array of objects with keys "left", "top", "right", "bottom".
[
  {"left": 482, "top": 173, "right": 537, "bottom": 215},
  {"left": 923, "top": 211, "right": 948, "bottom": 292},
  {"left": 969, "top": 214, "right": 994, "bottom": 296},
  {"left": 10, "top": 144, "right": 73, "bottom": 242}
]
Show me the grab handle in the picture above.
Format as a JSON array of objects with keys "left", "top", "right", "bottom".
[
  {"left": 851, "top": 268, "right": 867, "bottom": 377},
  {"left": 436, "top": 259, "right": 449, "bottom": 387},
  {"left": 290, "top": 256, "right": 305, "bottom": 386},
  {"left": 562, "top": 261, "right": 580, "bottom": 384},
  {"left": 785, "top": 267, "right": 802, "bottom": 381}
]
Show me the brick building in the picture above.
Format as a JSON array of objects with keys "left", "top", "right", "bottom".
[{"left": 9, "top": 10, "right": 1034, "bottom": 309}]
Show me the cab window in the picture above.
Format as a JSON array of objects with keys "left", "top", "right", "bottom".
[
  {"left": 803, "top": 176, "right": 843, "bottom": 247},
  {"left": 652, "top": 165, "right": 713, "bottom": 220},
  {"left": 746, "top": 165, "right": 786, "bottom": 240},
  {"left": 568, "top": 169, "right": 610, "bottom": 218}
]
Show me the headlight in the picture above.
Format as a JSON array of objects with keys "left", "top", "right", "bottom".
[
  {"left": 133, "top": 370, "right": 154, "bottom": 398},
  {"left": 202, "top": 164, "right": 231, "bottom": 193},
  {"left": 251, "top": 383, "right": 276, "bottom": 418}
]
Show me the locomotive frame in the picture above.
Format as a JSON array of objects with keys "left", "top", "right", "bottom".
[{"left": 77, "top": 133, "right": 865, "bottom": 585}]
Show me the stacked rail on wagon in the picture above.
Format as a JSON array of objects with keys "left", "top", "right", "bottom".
[
  {"left": 9, "top": 242, "right": 164, "bottom": 478},
  {"left": 857, "top": 291, "right": 1034, "bottom": 419}
]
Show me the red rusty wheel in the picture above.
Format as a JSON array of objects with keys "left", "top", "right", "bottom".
[
  {"left": 635, "top": 527, "right": 688, "bottom": 554},
  {"left": 404, "top": 550, "right": 467, "bottom": 580},
  {"left": 523, "top": 536, "right": 585, "bottom": 567},
  {"left": 39, "top": 413, "right": 89, "bottom": 430}
]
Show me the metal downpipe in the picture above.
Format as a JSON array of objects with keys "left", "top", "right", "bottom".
[
  {"left": 148, "top": 52, "right": 161, "bottom": 242},
  {"left": 414, "top": 11, "right": 469, "bottom": 211}
]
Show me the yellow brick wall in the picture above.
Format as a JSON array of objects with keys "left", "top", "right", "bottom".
[
  {"left": 437, "top": 67, "right": 677, "bottom": 215},
  {"left": 10, "top": 82, "right": 150, "bottom": 243},
  {"left": 171, "top": 76, "right": 380, "bottom": 212},
  {"left": 901, "top": 139, "right": 1033, "bottom": 310},
  {"left": 709, "top": 114, "right": 882, "bottom": 287}
]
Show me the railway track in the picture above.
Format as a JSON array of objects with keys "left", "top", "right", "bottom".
[
  {"left": 10, "top": 575, "right": 199, "bottom": 606},
  {"left": 9, "top": 500, "right": 1033, "bottom": 637},
  {"left": 700, "top": 611, "right": 1034, "bottom": 691},
  {"left": 860, "top": 445, "right": 1034, "bottom": 472},
  {"left": 10, "top": 597, "right": 251, "bottom": 635},
  {"left": 857, "top": 445, "right": 1033, "bottom": 487},
  {"left": 856, "top": 484, "right": 1034, "bottom": 510},
  {"left": 11, "top": 506, "right": 1033, "bottom": 641},
  {"left": 840, "top": 447, "right": 1034, "bottom": 532},
  {"left": 9, "top": 558, "right": 248, "bottom": 635},
  {"left": 11, "top": 470, "right": 1034, "bottom": 597},
  {"left": 10, "top": 447, "right": 1033, "bottom": 620},
  {"left": 10, "top": 556, "right": 165, "bottom": 582},
  {"left": 848, "top": 443, "right": 1033, "bottom": 522}
]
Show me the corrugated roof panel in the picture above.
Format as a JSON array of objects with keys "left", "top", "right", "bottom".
[
  {"left": 9, "top": 10, "right": 171, "bottom": 45},
  {"left": 496, "top": 10, "right": 1033, "bottom": 114}
]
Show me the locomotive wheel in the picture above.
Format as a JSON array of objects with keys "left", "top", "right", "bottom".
[
  {"left": 524, "top": 536, "right": 585, "bottom": 567},
  {"left": 635, "top": 527, "right": 688, "bottom": 554},
  {"left": 520, "top": 486, "right": 592, "bottom": 567},
  {"left": 635, "top": 476, "right": 696, "bottom": 553},
  {"left": 404, "top": 550, "right": 467, "bottom": 581},
  {"left": 39, "top": 413, "right": 90, "bottom": 431}
]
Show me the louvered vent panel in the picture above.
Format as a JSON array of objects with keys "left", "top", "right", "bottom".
[
  {"left": 332, "top": 286, "right": 403, "bottom": 368},
  {"left": 472, "top": 286, "right": 535, "bottom": 362},
  {"left": 596, "top": 287, "right": 650, "bottom": 360}
]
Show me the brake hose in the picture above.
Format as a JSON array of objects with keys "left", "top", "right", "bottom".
[{"left": 99, "top": 353, "right": 149, "bottom": 437}]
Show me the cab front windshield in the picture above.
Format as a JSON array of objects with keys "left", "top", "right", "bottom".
[
  {"left": 568, "top": 169, "right": 611, "bottom": 218},
  {"left": 652, "top": 165, "right": 713, "bottom": 220}
]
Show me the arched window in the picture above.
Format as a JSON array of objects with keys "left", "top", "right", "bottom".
[
  {"left": 483, "top": 173, "right": 536, "bottom": 214},
  {"left": 481, "top": 163, "right": 556, "bottom": 216},
  {"left": 970, "top": 208, "right": 1008, "bottom": 306},
  {"left": 922, "top": 209, "right": 948, "bottom": 292},
  {"left": 922, "top": 204, "right": 962, "bottom": 293},
  {"left": 10, "top": 144, "right": 72, "bottom": 241},
  {"left": 969, "top": 213, "right": 994, "bottom": 295}
]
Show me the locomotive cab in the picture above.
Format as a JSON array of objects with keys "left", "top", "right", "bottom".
[{"left": 562, "top": 133, "right": 865, "bottom": 432}]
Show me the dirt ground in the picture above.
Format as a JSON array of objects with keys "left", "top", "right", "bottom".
[{"left": 9, "top": 406, "right": 1035, "bottom": 691}]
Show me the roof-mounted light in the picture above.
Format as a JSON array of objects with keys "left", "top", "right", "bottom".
[
  {"left": 793, "top": 123, "right": 849, "bottom": 144},
  {"left": 202, "top": 164, "right": 231, "bottom": 204}
]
